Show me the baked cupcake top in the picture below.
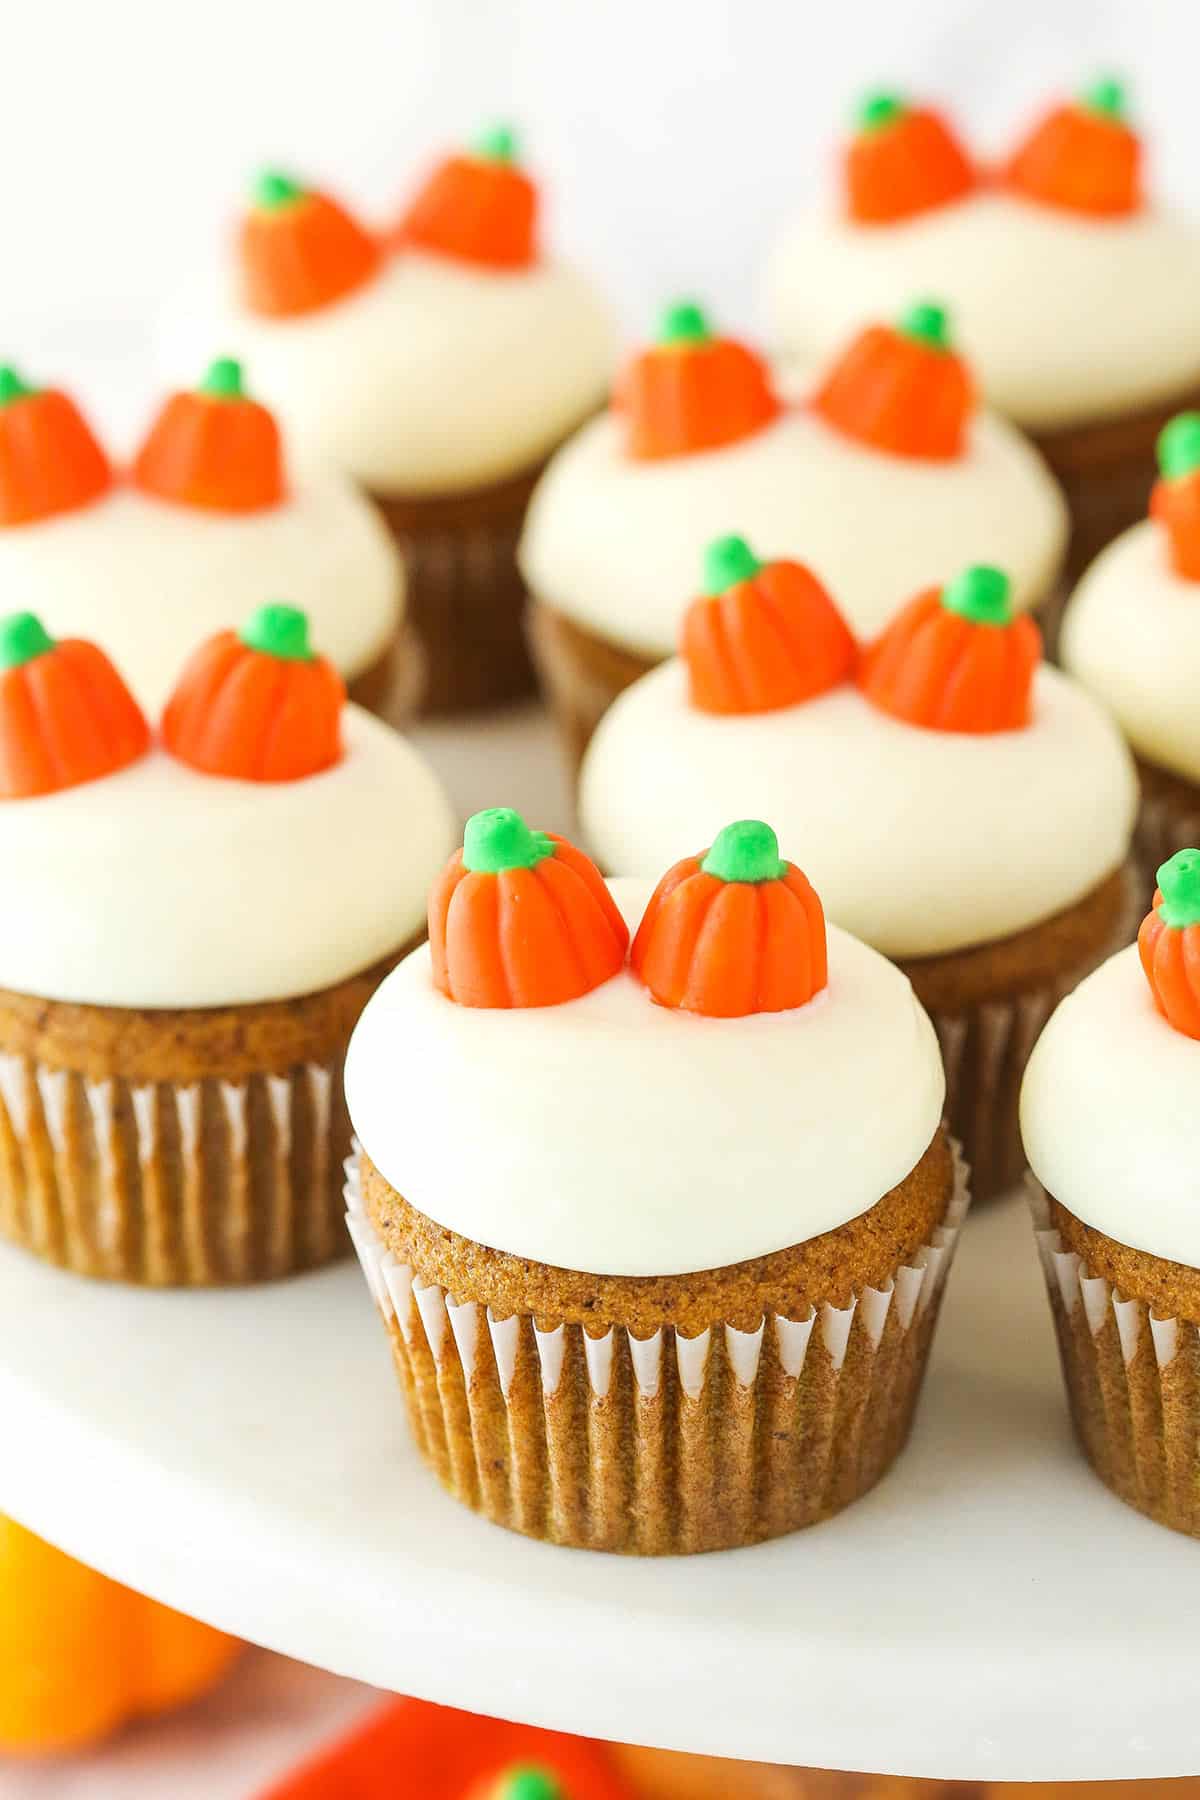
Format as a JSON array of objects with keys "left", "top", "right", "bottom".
[
  {"left": 763, "top": 81, "right": 1200, "bottom": 432},
  {"left": 1061, "top": 411, "right": 1200, "bottom": 783},
  {"left": 344, "top": 808, "right": 945, "bottom": 1276},
  {"left": 0, "top": 359, "right": 401, "bottom": 714},
  {"left": 0, "top": 604, "right": 455, "bottom": 1010},
  {"left": 1022, "top": 851, "right": 1200, "bottom": 1268},
  {"left": 209, "top": 132, "right": 615, "bottom": 495},
  {"left": 580, "top": 548, "right": 1136, "bottom": 957},
  {"left": 518, "top": 299, "right": 1065, "bottom": 654}
]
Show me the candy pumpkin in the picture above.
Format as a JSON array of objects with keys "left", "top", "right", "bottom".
[
  {"left": 812, "top": 300, "right": 974, "bottom": 461},
  {"left": 618, "top": 301, "right": 780, "bottom": 460},
  {"left": 631, "top": 821, "right": 827, "bottom": 1018},
  {"left": 132, "top": 357, "right": 285, "bottom": 513},
  {"left": 470, "top": 1768, "right": 564, "bottom": 1800},
  {"left": 859, "top": 564, "right": 1041, "bottom": 734},
  {"left": 0, "top": 1515, "right": 239, "bottom": 1755},
  {"left": 0, "top": 612, "right": 149, "bottom": 800},
  {"left": 1003, "top": 76, "right": 1142, "bottom": 216},
  {"left": 429, "top": 808, "right": 628, "bottom": 1009},
  {"left": 681, "top": 534, "right": 855, "bottom": 714},
  {"left": 844, "top": 91, "right": 975, "bottom": 224},
  {"left": 393, "top": 123, "right": 537, "bottom": 269},
  {"left": 1150, "top": 412, "right": 1200, "bottom": 582},
  {"left": 162, "top": 603, "right": 345, "bottom": 782},
  {"left": 1138, "top": 850, "right": 1200, "bottom": 1040},
  {"left": 0, "top": 364, "right": 111, "bottom": 527},
  {"left": 238, "top": 169, "right": 381, "bottom": 317}
]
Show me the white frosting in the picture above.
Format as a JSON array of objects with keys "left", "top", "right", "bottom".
[
  {"left": 518, "top": 406, "right": 1066, "bottom": 655},
  {"left": 0, "top": 480, "right": 401, "bottom": 716},
  {"left": 218, "top": 252, "right": 616, "bottom": 494},
  {"left": 0, "top": 707, "right": 456, "bottom": 1009},
  {"left": 580, "top": 662, "right": 1136, "bottom": 958},
  {"left": 1062, "top": 519, "right": 1200, "bottom": 784},
  {"left": 345, "top": 878, "right": 945, "bottom": 1277},
  {"left": 1022, "top": 943, "right": 1200, "bottom": 1268},
  {"left": 763, "top": 193, "right": 1200, "bottom": 431}
]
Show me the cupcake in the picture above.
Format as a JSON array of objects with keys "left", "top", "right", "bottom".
[
  {"left": 1024, "top": 849, "right": 1200, "bottom": 1536},
  {"left": 0, "top": 603, "right": 455, "bottom": 1285},
  {"left": 0, "top": 358, "right": 403, "bottom": 719},
  {"left": 1061, "top": 411, "right": 1200, "bottom": 897},
  {"left": 212, "top": 133, "right": 614, "bottom": 713},
  {"left": 520, "top": 297, "right": 1065, "bottom": 765},
  {"left": 345, "top": 806, "right": 966, "bottom": 1554},
  {"left": 580, "top": 549, "right": 1138, "bottom": 1199},
  {"left": 762, "top": 81, "right": 1200, "bottom": 599}
]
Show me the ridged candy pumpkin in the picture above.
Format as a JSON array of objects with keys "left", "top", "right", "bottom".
[
  {"left": 1138, "top": 850, "right": 1200, "bottom": 1040},
  {"left": 162, "top": 603, "right": 345, "bottom": 782},
  {"left": 238, "top": 170, "right": 381, "bottom": 317},
  {"left": 1150, "top": 412, "right": 1200, "bottom": 582},
  {"left": 133, "top": 357, "right": 285, "bottom": 513},
  {"left": 470, "top": 1768, "right": 564, "bottom": 1800},
  {"left": 859, "top": 564, "right": 1041, "bottom": 734},
  {"left": 812, "top": 300, "right": 974, "bottom": 461},
  {"left": 618, "top": 301, "right": 780, "bottom": 460},
  {"left": 631, "top": 821, "right": 827, "bottom": 1018},
  {"left": 0, "top": 364, "right": 112, "bottom": 527},
  {"left": 429, "top": 808, "right": 628, "bottom": 1009},
  {"left": 844, "top": 91, "right": 975, "bottom": 224},
  {"left": 393, "top": 124, "right": 537, "bottom": 269},
  {"left": 681, "top": 534, "right": 856, "bottom": 714},
  {"left": 1003, "top": 77, "right": 1142, "bottom": 216},
  {"left": 0, "top": 613, "right": 149, "bottom": 799}
]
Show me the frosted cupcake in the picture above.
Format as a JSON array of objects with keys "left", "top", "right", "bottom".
[
  {"left": 1024, "top": 849, "right": 1200, "bottom": 1536},
  {"left": 520, "top": 298, "right": 1065, "bottom": 764},
  {"left": 580, "top": 547, "right": 1137, "bottom": 1198},
  {"left": 763, "top": 81, "right": 1200, "bottom": 593},
  {"left": 0, "top": 358, "right": 403, "bottom": 718},
  {"left": 215, "top": 132, "right": 614, "bottom": 712},
  {"left": 345, "top": 807, "right": 966, "bottom": 1554},
  {"left": 0, "top": 604, "right": 454, "bottom": 1285}
]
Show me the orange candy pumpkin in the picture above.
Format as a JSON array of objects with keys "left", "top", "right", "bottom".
[
  {"left": 0, "top": 613, "right": 149, "bottom": 800},
  {"left": 1150, "top": 412, "right": 1200, "bottom": 582},
  {"left": 133, "top": 358, "right": 285, "bottom": 514},
  {"left": 393, "top": 124, "right": 537, "bottom": 270},
  {"left": 162, "top": 603, "right": 344, "bottom": 782},
  {"left": 682, "top": 534, "right": 856, "bottom": 714},
  {"left": 238, "top": 170, "right": 381, "bottom": 318},
  {"left": 618, "top": 301, "right": 780, "bottom": 460},
  {"left": 1138, "top": 850, "right": 1200, "bottom": 1040},
  {"left": 0, "top": 364, "right": 111, "bottom": 527},
  {"left": 429, "top": 808, "right": 628, "bottom": 1009},
  {"left": 631, "top": 821, "right": 827, "bottom": 1019},
  {"left": 844, "top": 92, "right": 975, "bottom": 224},
  {"left": 812, "top": 300, "right": 974, "bottom": 461},
  {"left": 1003, "top": 77, "right": 1142, "bottom": 216}
]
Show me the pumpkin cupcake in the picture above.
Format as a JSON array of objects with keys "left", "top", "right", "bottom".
[
  {"left": 206, "top": 133, "right": 614, "bottom": 713},
  {"left": 0, "top": 603, "right": 455, "bottom": 1285},
  {"left": 0, "top": 359, "right": 404, "bottom": 718},
  {"left": 345, "top": 807, "right": 967, "bottom": 1554},
  {"left": 1024, "top": 849, "right": 1200, "bottom": 1536},
  {"left": 762, "top": 80, "right": 1200, "bottom": 600},
  {"left": 580, "top": 548, "right": 1138, "bottom": 1199},
  {"left": 520, "top": 298, "right": 1065, "bottom": 765}
]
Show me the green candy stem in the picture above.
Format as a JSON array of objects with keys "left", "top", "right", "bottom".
[
  {"left": 0, "top": 612, "right": 55, "bottom": 670},
  {"left": 856, "top": 90, "right": 905, "bottom": 132},
  {"left": 473, "top": 122, "right": 518, "bottom": 164},
  {"left": 253, "top": 169, "right": 305, "bottom": 211},
  {"left": 942, "top": 564, "right": 1012, "bottom": 626},
  {"left": 1157, "top": 849, "right": 1200, "bottom": 929},
  {"left": 199, "top": 357, "right": 246, "bottom": 400},
  {"left": 702, "top": 820, "right": 785, "bottom": 885},
  {"left": 462, "top": 807, "right": 554, "bottom": 874},
  {"left": 899, "top": 299, "right": 952, "bottom": 351},
  {"left": 0, "top": 365, "right": 35, "bottom": 407},
  {"left": 489, "top": 1767, "right": 564, "bottom": 1800},
  {"left": 239, "top": 602, "right": 314, "bottom": 662},
  {"left": 1080, "top": 75, "right": 1127, "bottom": 120},
  {"left": 658, "top": 299, "right": 711, "bottom": 346},
  {"left": 1158, "top": 412, "right": 1200, "bottom": 482},
  {"left": 704, "top": 533, "right": 763, "bottom": 594}
]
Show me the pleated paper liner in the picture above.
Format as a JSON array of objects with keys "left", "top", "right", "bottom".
[
  {"left": 526, "top": 600, "right": 657, "bottom": 774},
  {"left": 1135, "top": 760, "right": 1200, "bottom": 918},
  {"left": 1030, "top": 1180, "right": 1200, "bottom": 1537},
  {"left": 346, "top": 1144, "right": 970, "bottom": 1555}
]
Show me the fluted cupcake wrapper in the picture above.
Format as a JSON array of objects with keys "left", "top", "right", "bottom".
[
  {"left": 347, "top": 1146, "right": 971, "bottom": 1555},
  {"left": 1136, "top": 780, "right": 1200, "bottom": 920}
]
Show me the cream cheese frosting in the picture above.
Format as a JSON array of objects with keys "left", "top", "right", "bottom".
[
  {"left": 1021, "top": 943, "right": 1200, "bottom": 1268},
  {"left": 0, "top": 479, "right": 401, "bottom": 716},
  {"left": 1061, "top": 519, "right": 1200, "bottom": 784},
  {"left": 0, "top": 706, "right": 456, "bottom": 1010},
  {"left": 518, "top": 405, "right": 1066, "bottom": 654},
  {"left": 344, "top": 877, "right": 945, "bottom": 1277},
  {"left": 579, "top": 663, "right": 1136, "bottom": 958},
  {"left": 763, "top": 194, "right": 1200, "bottom": 432}
]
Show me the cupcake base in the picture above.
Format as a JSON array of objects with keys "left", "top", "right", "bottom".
[
  {"left": 348, "top": 1130, "right": 968, "bottom": 1555},
  {"left": 527, "top": 601, "right": 661, "bottom": 771},
  {"left": 1135, "top": 756, "right": 1200, "bottom": 914},
  {"left": 345, "top": 623, "right": 423, "bottom": 728}
]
